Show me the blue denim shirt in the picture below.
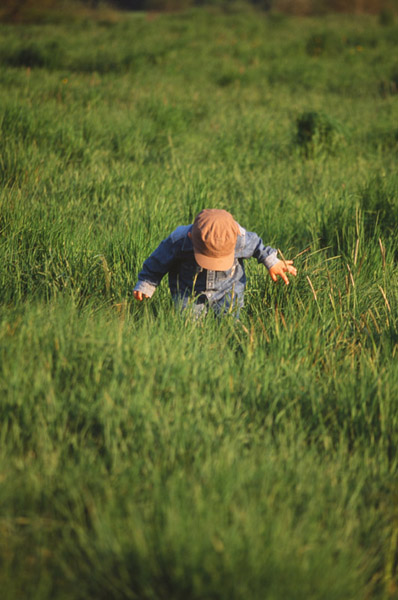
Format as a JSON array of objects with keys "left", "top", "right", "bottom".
[{"left": 134, "top": 224, "right": 279, "bottom": 315}]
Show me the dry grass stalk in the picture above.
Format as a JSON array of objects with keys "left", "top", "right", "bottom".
[
  {"left": 378, "top": 238, "right": 386, "bottom": 270},
  {"left": 306, "top": 275, "right": 317, "bottom": 302},
  {"left": 354, "top": 238, "right": 359, "bottom": 266},
  {"left": 346, "top": 263, "right": 355, "bottom": 288},
  {"left": 378, "top": 285, "right": 391, "bottom": 312}
]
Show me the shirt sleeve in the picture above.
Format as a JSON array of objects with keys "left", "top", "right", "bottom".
[
  {"left": 134, "top": 234, "right": 178, "bottom": 298},
  {"left": 237, "top": 228, "right": 279, "bottom": 270}
]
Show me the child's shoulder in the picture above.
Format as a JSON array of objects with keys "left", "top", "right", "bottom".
[
  {"left": 170, "top": 225, "right": 191, "bottom": 243},
  {"left": 235, "top": 224, "right": 246, "bottom": 250}
]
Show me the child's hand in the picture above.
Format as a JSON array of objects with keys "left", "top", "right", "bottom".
[
  {"left": 269, "top": 260, "right": 297, "bottom": 285},
  {"left": 133, "top": 290, "right": 149, "bottom": 301}
]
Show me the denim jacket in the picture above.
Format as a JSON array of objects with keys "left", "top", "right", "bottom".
[{"left": 134, "top": 224, "right": 279, "bottom": 315}]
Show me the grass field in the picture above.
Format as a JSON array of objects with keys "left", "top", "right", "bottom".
[{"left": 1, "top": 5, "right": 398, "bottom": 599}]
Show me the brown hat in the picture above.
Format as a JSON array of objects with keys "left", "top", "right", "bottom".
[{"left": 191, "top": 209, "right": 240, "bottom": 271}]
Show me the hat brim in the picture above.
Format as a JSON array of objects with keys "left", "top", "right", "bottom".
[{"left": 194, "top": 251, "right": 235, "bottom": 271}]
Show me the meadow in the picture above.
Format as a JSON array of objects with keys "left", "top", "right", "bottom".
[{"left": 0, "top": 5, "right": 398, "bottom": 599}]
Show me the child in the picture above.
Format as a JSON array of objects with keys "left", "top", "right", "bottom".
[{"left": 133, "top": 208, "right": 297, "bottom": 316}]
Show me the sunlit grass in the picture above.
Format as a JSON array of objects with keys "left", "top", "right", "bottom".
[{"left": 0, "top": 7, "right": 397, "bottom": 600}]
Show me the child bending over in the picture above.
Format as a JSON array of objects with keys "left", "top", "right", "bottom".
[{"left": 133, "top": 208, "right": 297, "bottom": 317}]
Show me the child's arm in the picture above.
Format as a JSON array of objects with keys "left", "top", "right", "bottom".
[
  {"left": 237, "top": 228, "right": 297, "bottom": 285},
  {"left": 133, "top": 234, "right": 178, "bottom": 301}
]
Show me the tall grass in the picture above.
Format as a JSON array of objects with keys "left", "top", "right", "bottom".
[{"left": 0, "top": 7, "right": 397, "bottom": 600}]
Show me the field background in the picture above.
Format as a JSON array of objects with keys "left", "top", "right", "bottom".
[{"left": 1, "top": 3, "right": 398, "bottom": 599}]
